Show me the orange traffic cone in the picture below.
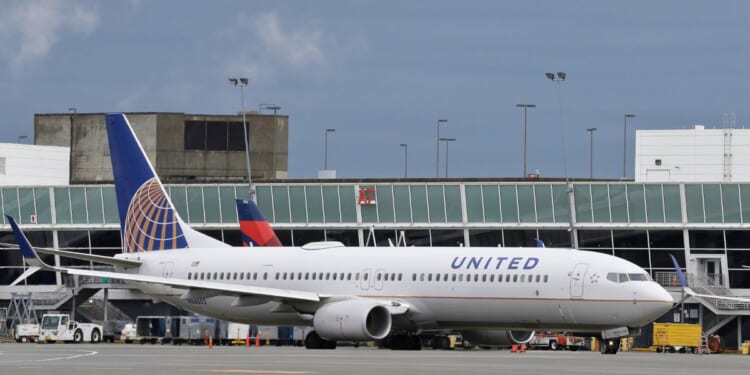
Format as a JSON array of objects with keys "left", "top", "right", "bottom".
[
  {"left": 208, "top": 335, "right": 214, "bottom": 349},
  {"left": 245, "top": 334, "right": 250, "bottom": 347},
  {"left": 255, "top": 333, "right": 261, "bottom": 347},
  {"left": 520, "top": 344, "right": 526, "bottom": 353},
  {"left": 511, "top": 344, "right": 518, "bottom": 352}
]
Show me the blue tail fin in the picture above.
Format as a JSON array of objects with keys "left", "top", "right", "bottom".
[
  {"left": 236, "top": 199, "right": 282, "bottom": 246},
  {"left": 105, "top": 113, "right": 227, "bottom": 252}
]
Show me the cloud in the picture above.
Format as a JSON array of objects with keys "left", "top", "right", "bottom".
[
  {"left": 253, "top": 13, "right": 324, "bottom": 66},
  {"left": 0, "top": 0, "right": 98, "bottom": 70}
]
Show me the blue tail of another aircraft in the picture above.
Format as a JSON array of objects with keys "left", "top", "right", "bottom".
[
  {"left": 105, "top": 113, "right": 228, "bottom": 252},
  {"left": 236, "top": 199, "right": 282, "bottom": 246}
]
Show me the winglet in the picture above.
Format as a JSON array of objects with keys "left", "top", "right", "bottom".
[
  {"left": 669, "top": 254, "right": 688, "bottom": 288},
  {"left": 5, "top": 215, "right": 49, "bottom": 269}
]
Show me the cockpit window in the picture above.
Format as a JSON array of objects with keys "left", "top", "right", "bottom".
[
  {"left": 607, "top": 272, "right": 651, "bottom": 283},
  {"left": 628, "top": 273, "right": 650, "bottom": 281}
]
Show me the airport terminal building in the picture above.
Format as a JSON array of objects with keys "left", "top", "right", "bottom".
[{"left": 1, "top": 113, "right": 749, "bottom": 347}]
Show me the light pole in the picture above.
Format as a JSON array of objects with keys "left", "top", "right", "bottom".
[
  {"left": 229, "top": 77, "right": 253, "bottom": 197},
  {"left": 440, "top": 137, "right": 456, "bottom": 177},
  {"left": 436, "top": 119, "right": 447, "bottom": 178},
  {"left": 516, "top": 104, "right": 536, "bottom": 177},
  {"left": 545, "top": 71, "right": 577, "bottom": 249},
  {"left": 623, "top": 113, "right": 636, "bottom": 179},
  {"left": 399, "top": 143, "right": 408, "bottom": 178},
  {"left": 586, "top": 128, "right": 597, "bottom": 179},
  {"left": 324, "top": 128, "right": 336, "bottom": 170}
]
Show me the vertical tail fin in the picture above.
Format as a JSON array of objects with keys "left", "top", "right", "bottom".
[
  {"left": 236, "top": 199, "right": 282, "bottom": 246},
  {"left": 105, "top": 113, "right": 228, "bottom": 252}
]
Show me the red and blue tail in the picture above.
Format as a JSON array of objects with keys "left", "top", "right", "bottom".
[
  {"left": 236, "top": 199, "right": 281, "bottom": 246},
  {"left": 105, "top": 113, "right": 228, "bottom": 252}
]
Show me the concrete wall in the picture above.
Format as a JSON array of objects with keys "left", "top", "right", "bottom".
[
  {"left": 0, "top": 143, "right": 69, "bottom": 185},
  {"left": 635, "top": 126, "right": 750, "bottom": 182},
  {"left": 34, "top": 112, "right": 289, "bottom": 184}
]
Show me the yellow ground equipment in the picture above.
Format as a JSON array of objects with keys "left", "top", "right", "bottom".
[{"left": 652, "top": 323, "right": 702, "bottom": 353}]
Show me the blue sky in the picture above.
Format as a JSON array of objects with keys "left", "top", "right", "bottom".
[{"left": 1, "top": 0, "right": 748, "bottom": 179}]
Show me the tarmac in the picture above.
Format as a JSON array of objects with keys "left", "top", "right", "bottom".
[{"left": 0, "top": 343, "right": 748, "bottom": 375}]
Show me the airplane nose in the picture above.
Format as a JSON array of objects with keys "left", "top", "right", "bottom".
[{"left": 645, "top": 283, "right": 674, "bottom": 317}]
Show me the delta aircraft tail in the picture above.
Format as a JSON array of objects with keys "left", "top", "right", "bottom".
[
  {"left": 105, "top": 113, "right": 228, "bottom": 252},
  {"left": 236, "top": 199, "right": 282, "bottom": 246}
]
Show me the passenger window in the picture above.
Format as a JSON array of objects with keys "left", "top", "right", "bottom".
[
  {"left": 435, "top": 274, "right": 441, "bottom": 282},
  {"left": 312, "top": 273, "right": 317, "bottom": 280},
  {"left": 263, "top": 272, "right": 268, "bottom": 280},
  {"left": 467, "top": 274, "right": 471, "bottom": 283},
  {"left": 412, "top": 274, "right": 417, "bottom": 281},
  {"left": 200, "top": 272, "right": 205, "bottom": 280},
  {"left": 377, "top": 273, "right": 382, "bottom": 281},
  {"left": 498, "top": 274, "right": 502, "bottom": 282},
  {"left": 513, "top": 274, "right": 518, "bottom": 282},
  {"left": 187, "top": 273, "right": 191, "bottom": 280},
  {"left": 458, "top": 274, "right": 463, "bottom": 282},
  {"left": 482, "top": 274, "right": 487, "bottom": 282},
  {"left": 364, "top": 273, "right": 369, "bottom": 281},
  {"left": 253, "top": 272, "right": 258, "bottom": 280},
  {"left": 520, "top": 274, "right": 525, "bottom": 282},
  {"left": 506, "top": 274, "right": 511, "bottom": 282},
  {"left": 299, "top": 272, "right": 303, "bottom": 279},
  {"left": 420, "top": 273, "right": 425, "bottom": 281},
  {"left": 325, "top": 273, "right": 330, "bottom": 280},
  {"left": 305, "top": 272, "right": 309, "bottom": 280},
  {"left": 333, "top": 273, "right": 337, "bottom": 280},
  {"left": 535, "top": 275, "right": 541, "bottom": 282},
  {"left": 238, "top": 273, "right": 243, "bottom": 280},
  {"left": 543, "top": 275, "right": 549, "bottom": 283},
  {"left": 340, "top": 273, "right": 345, "bottom": 280},
  {"left": 452, "top": 274, "right": 457, "bottom": 282},
  {"left": 489, "top": 275, "right": 494, "bottom": 282},
  {"left": 290, "top": 273, "right": 295, "bottom": 280},
  {"left": 234, "top": 272, "right": 238, "bottom": 280},
  {"left": 319, "top": 272, "right": 324, "bottom": 280},
  {"left": 356, "top": 273, "right": 360, "bottom": 281},
  {"left": 528, "top": 275, "right": 533, "bottom": 283},
  {"left": 398, "top": 273, "right": 403, "bottom": 281}
]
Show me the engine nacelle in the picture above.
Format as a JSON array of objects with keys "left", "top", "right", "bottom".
[
  {"left": 313, "top": 299, "right": 392, "bottom": 341},
  {"left": 460, "top": 330, "right": 535, "bottom": 347}
]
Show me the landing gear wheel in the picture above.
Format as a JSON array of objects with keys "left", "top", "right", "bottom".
[{"left": 304, "top": 331, "right": 336, "bottom": 349}]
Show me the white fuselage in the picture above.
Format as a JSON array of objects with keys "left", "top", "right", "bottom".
[{"left": 115, "top": 245, "right": 673, "bottom": 333}]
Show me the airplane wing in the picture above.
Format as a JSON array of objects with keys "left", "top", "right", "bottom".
[
  {"left": 669, "top": 254, "right": 750, "bottom": 304},
  {"left": 7, "top": 215, "right": 319, "bottom": 304},
  {"left": 34, "top": 247, "right": 142, "bottom": 268}
]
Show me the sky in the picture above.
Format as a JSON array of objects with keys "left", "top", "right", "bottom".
[{"left": 1, "top": 0, "right": 749, "bottom": 180}]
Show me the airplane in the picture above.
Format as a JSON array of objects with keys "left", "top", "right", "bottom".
[{"left": 7, "top": 113, "right": 674, "bottom": 353}]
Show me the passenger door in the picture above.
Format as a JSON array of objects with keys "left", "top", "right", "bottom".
[{"left": 569, "top": 263, "right": 588, "bottom": 299}]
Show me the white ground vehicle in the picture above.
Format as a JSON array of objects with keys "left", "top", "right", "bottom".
[
  {"left": 120, "top": 323, "right": 136, "bottom": 343},
  {"left": 14, "top": 323, "right": 39, "bottom": 343},
  {"left": 38, "top": 313, "right": 103, "bottom": 343}
]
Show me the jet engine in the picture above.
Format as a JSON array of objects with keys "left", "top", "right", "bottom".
[
  {"left": 313, "top": 299, "right": 392, "bottom": 341},
  {"left": 460, "top": 330, "right": 535, "bottom": 346}
]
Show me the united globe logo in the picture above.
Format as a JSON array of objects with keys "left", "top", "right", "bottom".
[{"left": 123, "top": 178, "right": 187, "bottom": 252}]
